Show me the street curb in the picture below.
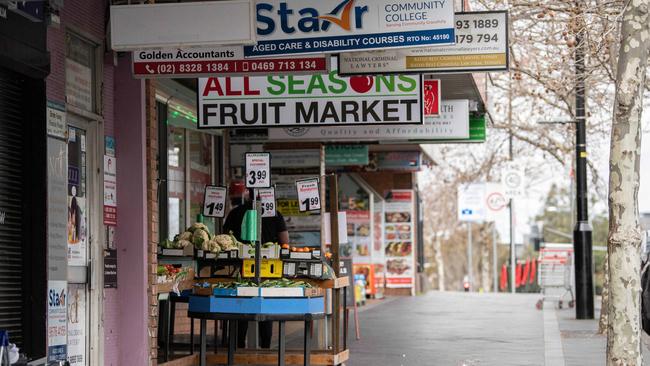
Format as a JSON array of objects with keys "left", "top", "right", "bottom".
[{"left": 543, "top": 302, "right": 566, "bottom": 366}]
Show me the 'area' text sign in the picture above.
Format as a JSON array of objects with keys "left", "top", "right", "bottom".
[
  {"left": 339, "top": 11, "right": 508, "bottom": 74},
  {"left": 245, "top": 0, "right": 455, "bottom": 57},
  {"left": 198, "top": 63, "right": 422, "bottom": 128},
  {"left": 133, "top": 46, "right": 329, "bottom": 78}
]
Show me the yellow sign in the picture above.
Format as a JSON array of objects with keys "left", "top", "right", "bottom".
[{"left": 242, "top": 259, "right": 283, "bottom": 278}]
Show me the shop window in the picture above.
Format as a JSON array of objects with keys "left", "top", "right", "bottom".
[
  {"left": 65, "top": 32, "right": 99, "bottom": 113},
  {"left": 158, "top": 100, "right": 220, "bottom": 242}
]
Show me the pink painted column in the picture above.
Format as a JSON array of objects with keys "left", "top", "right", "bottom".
[{"left": 114, "top": 54, "right": 149, "bottom": 365}]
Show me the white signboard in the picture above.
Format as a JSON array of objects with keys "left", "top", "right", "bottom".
[
  {"left": 269, "top": 99, "right": 468, "bottom": 142},
  {"left": 484, "top": 182, "right": 507, "bottom": 222},
  {"left": 110, "top": 0, "right": 256, "bottom": 50},
  {"left": 503, "top": 163, "right": 524, "bottom": 199},
  {"left": 296, "top": 178, "right": 321, "bottom": 212},
  {"left": 103, "top": 156, "right": 117, "bottom": 207},
  {"left": 457, "top": 183, "right": 486, "bottom": 222},
  {"left": 47, "top": 101, "right": 67, "bottom": 139},
  {"left": 245, "top": 152, "right": 271, "bottom": 188},
  {"left": 339, "top": 11, "right": 508, "bottom": 74},
  {"left": 259, "top": 187, "right": 277, "bottom": 218},
  {"left": 323, "top": 211, "right": 349, "bottom": 245},
  {"left": 203, "top": 186, "right": 227, "bottom": 218},
  {"left": 47, "top": 280, "right": 67, "bottom": 362},
  {"left": 245, "top": 0, "right": 455, "bottom": 57},
  {"left": 197, "top": 66, "right": 422, "bottom": 128},
  {"left": 132, "top": 46, "right": 329, "bottom": 77}
]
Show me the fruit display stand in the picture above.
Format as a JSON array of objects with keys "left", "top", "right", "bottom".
[{"left": 160, "top": 175, "right": 350, "bottom": 366}]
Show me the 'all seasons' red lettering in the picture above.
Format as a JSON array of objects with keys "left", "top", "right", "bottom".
[{"left": 202, "top": 77, "right": 260, "bottom": 96}]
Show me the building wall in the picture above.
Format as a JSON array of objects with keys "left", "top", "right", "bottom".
[{"left": 46, "top": 1, "right": 123, "bottom": 363}]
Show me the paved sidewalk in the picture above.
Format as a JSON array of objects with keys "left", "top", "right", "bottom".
[{"left": 346, "top": 292, "right": 544, "bottom": 366}]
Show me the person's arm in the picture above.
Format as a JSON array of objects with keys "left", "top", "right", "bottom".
[
  {"left": 278, "top": 230, "right": 289, "bottom": 244},
  {"left": 276, "top": 212, "right": 289, "bottom": 243}
]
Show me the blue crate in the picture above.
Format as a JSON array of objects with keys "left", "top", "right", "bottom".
[
  {"left": 212, "top": 288, "right": 237, "bottom": 297},
  {"left": 189, "top": 295, "right": 324, "bottom": 315}
]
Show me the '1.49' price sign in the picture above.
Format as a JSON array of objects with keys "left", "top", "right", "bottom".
[
  {"left": 203, "top": 186, "right": 227, "bottom": 218},
  {"left": 245, "top": 152, "right": 271, "bottom": 188},
  {"left": 296, "top": 178, "right": 321, "bottom": 212}
]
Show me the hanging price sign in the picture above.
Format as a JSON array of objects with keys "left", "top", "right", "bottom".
[
  {"left": 203, "top": 185, "right": 227, "bottom": 218},
  {"left": 296, "top": 178, "right": 321, "bottom": 212},
  {"left": 245, "top": 152, "right": 271, "bottom": 188},
  {"left": 258, "top": 187, "right": 276, "bottom": 218}
]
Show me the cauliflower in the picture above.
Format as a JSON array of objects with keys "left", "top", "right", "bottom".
[
  {"left": 189, "top": 223, "right": 209, "bottom": 234},
  {"left": 208, "top": 239, "right": 222, "bottom": 253},
  {"left": 214, "top": 234, "right": 234, "bottom": 250},
  {"left": 178, "top": 239, "right": 192, "bottom": 248},
  {"left": 178, "top": 231, "right": 192, "bottom": 241},
  {"left": 192, "top": 229, "right": 210, "bottom": 250}
]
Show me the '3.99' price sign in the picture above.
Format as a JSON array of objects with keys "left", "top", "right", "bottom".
[
  {"left": 245, "top": 152, "right": 271, "bottom": 188},
  {"left": 296, "top": 178, "right": 321, "bottom": 212},
  {"left": 203, "top": 186, "right": 227, "bottom": 218}
]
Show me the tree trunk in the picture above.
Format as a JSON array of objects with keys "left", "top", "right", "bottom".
[
  {"left": 599, "top": 252, "right": 609, "bottom": 334},
  {"left": 434, "top": 234, "right": 445, "bottom": 291},
  {"left": 481, "top": 226, "right": 491, "bottom": 292},
  {"left": 606, "top": 2, "right": 650, "bottom": 365}
]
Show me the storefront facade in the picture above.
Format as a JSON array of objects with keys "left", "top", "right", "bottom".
[{"left": 0, "top": 2, "right": 49, "bottom": 359}]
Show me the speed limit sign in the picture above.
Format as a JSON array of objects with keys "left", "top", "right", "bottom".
[{"left": 245, "top": 152, "right": 271, "bottom": 188}]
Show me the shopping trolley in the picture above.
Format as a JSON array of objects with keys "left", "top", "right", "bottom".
[{"left": 535, "top": 247, "right": 575, "bottom": 310}]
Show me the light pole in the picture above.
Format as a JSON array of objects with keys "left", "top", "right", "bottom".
[{"left": 573, "top": 16, "right": 594, "bottom": 319}]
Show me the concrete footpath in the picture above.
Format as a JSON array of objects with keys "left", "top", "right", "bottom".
[{"left": 343, "top": 291, "right": 650, "bottom": 366}]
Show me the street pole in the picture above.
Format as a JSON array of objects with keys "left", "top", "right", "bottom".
[
  {"left": 493, "top": 222, "right": 498, "bottom": 292},
  {"left": 468, "top": 222, "right": 473, "bottom": 291},
  {"left": 509, "top": 199, "right": 516, "bottom": 293},
  {"left": 573, "top": 6, "right": 594, "bottom": 319}
]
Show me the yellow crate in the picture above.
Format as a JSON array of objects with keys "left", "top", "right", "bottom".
[{"left": 242, "top": 259, "right": 283, "bottom": 278}]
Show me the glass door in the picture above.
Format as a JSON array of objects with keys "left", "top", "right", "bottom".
[{"left": 66, "top": 116, "right": 95, "bottom": 366}]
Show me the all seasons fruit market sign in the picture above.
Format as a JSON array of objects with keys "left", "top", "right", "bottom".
[
  {"left": 245, "top": 0, "right": 455, "bottom": 56},
  {"left": 197, "top": 66, "right": 423, "bottom": 128}
]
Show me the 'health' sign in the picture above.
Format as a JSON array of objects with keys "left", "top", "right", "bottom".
[{"left": 245, "top": 0, "right": 455, "bottom": 56}]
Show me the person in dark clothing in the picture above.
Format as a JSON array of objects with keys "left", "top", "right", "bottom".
[{"left": 223, "top": 186, "right": 289, "bottom": 348}]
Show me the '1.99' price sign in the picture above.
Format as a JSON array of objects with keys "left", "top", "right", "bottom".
[
  {"left": 258, "top": 187, "right": 276, "bottom": 218},
  {"left": 245, "top": 152, "right": 271, "bottom": 188},
  {"left": 296, "top": 178, "right": 321, "bottom": 212},
  {"left": 203, "top": 186, "right": 227, "bottom": 218}
]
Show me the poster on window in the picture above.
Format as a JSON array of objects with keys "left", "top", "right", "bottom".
[
  {"left": 384, "top": 190, "right": 415, "bottom": 289},
  {"left": 67, "top": 284, "right": 86, "bottom": 366},
  {"left": 103, "top": 156, "right": 117, "bottom": 226},
  {"left": 348, "top": 210, "right": 371, "bottom": 263},
  {"left": 68, "top": 127, "right": 87, "bottom": 266},
  {"left": 47, "top": 280, "right": 67, "bottom": 362}
]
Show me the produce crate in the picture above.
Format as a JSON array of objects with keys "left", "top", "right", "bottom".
[
  {"left": 282, "top": 260, "right": 324, "bottom": 279},
  {"left": 217, "top": 249, "right": 239, "bottom": 259},
  {"left": 159, "top": 245, "right": 194, "bottom": 257},
  {"left": 280, "top": 248, "right": 321, "bottom": 260},
  {"left": 189, "top": 295, "right": 325, "bottom": 314},
  {"left": 239, "top": 243, "right": 280, "bottom": 259},
  {"left": 242, "top": 259, "right": 283, "bottom": 278}
]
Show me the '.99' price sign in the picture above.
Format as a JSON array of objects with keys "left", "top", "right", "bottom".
[
  {"left": 258, "top": 187, "right": 276, "bottom": 218},
  {"left": 296, "top": 178, "right": 321, "bottom": 212},
  {"left": 203, "top": 186, "right": 227, "bottom": 218},
  {"left": 245, "top": 152, "right": 271, "bottom": 188}
]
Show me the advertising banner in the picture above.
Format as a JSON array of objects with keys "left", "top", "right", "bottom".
[
  {"left": 197, "top": 67, "right": 422, "bottom": 128},
  {"left": 47, "top": 280, "right": 67, "bottom": 362},
  {"left": 339, "top": 11, "right": 508, "bottom": 74},
  {"left": 268, "top": 99, "right": 467, "bottom": 141},
  {"left": 245, "top": 0, "right": 455, "bottom": 57},
  {"left": 133, "top": 46, "right": 329, "bottom": 78},
  {"left": 103, "top": 156, "right": 117, "bottom": 226},
  {"left": 423, "top": 79, "right": 441, "bottom": 117},
  {"left": 384, "top": 190, "right": 415, "bottom": 289},
  {"left": 325, "top": 145, "right": 369, "bottom": 166},
  {"left": 457, "top": 183, "right": 487, "bottom": 222}
]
